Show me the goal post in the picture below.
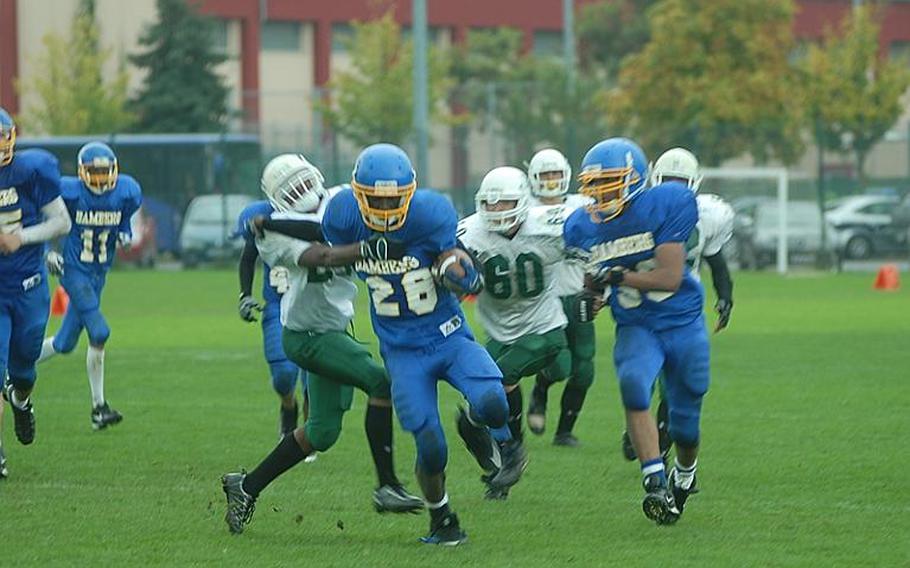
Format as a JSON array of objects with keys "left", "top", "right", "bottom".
[{"left": 701, "top": 167, "right": 790, "bottom": 274}]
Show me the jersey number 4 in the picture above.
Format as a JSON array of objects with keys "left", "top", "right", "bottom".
[
  {"left": 80, "top": 228, "right": 111, "bottom": 263},
  {"left": 366, "top": 268, "right": 437, "bottom": 317}
]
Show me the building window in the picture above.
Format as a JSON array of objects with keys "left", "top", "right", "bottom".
[
  {"left": 262, "top": 21, "right": 301, "bottom": 51},
  {"left": 332, "top": 23, "right": 354, "bottom": 53},
  {"left": 533, "top": 30, "right": 562, "bottom": 58},
  {"left": 211, "top": 18, "right": 229, "bottom": 55}
]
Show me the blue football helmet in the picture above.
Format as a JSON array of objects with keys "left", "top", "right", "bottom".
[
  {"left": 578, "top": 137, "right": 649, "bottom": 222},
  {"left": 351, "top": 143, "right": 417, "bottom": 232},
  {"left": 78, "top": 141, "right": 119, "bottom": 194},
  {"left": 0, "top": 107, "right": 15, "bottom": 167}
]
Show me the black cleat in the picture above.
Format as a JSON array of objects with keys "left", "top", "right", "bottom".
[
  {"left": 221, "top": 472, "right": 257, "bottom": 534},
  {"left": 526, "top": 383, "right": 547, "bottom": 436},
  {"left": 553, "top": 432, "right": 579, "bottom": 447},
  {"left": 0, "top": 445, "right": 7, "bottom": 479},
  {"left": 641, "top": 474, "right": 677, "bottom": 525},
  {"left": 91, "top": 402, "right": 123, "bottom": 431},
  {"left": 373, "top": 484, "right": 425, "bottom": 514},
  {"left": 419, "top": 512, "right": 467, "bottom": 546},
  {"left": 455, "top": 406, "right": 500, "bottom": 473},
  {"left": 279, "top": 403, "right": 298, "bottom": 440},
  {"left": 4, "top": 384, "right": 35, "bottom": 445},
  {"left": 481, "top": 472, "right": 510, "bottom": 500},
  {"left": 621, "top": 430, "right": 637, "bottom": 461},
  {"left": 667, "top": 468, "right": 699, "bottom": 523},
  {"left": 488, "top": 439, "right": 528, "bottom": 490}
]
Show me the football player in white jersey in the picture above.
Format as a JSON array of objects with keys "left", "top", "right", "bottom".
[
  {"left": 621, "top": 146, "right": 735, "bottom": 462},
  {"left": 221, "top": 154, "right": 423, "bottom": 535},
  {"left": 523, "top": 148, "right": 597, "bottom": 447},
  {"left": 455, "top": 165, "right": 570, "bottom": 497}
]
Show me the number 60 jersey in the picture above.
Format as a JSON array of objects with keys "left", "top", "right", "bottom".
[{"left": 60, "top": 174, "right": 142, "bottom": 274}]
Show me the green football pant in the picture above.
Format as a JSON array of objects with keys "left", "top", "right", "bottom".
[
  {"left": 282, "top": 328, "right": 392, "bottom": 451},
  {"left": 486, "top": 327, "right": 570, "bottom": 386},
  {"left": 540, "top": 294, "right": 597, "bottom": 390}
]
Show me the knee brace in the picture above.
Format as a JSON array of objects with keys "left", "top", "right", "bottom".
[
  {"left": 269, "top": 361, "right": 299, "bottom": 396},
  {"left": 84, "top": 311, "right": 111, "bottom": 346},
  {"left": 305, "top": 421, "right": 342, "bottom": 452},
  {"left": 472, "top": 387, "right": 508, "bottom": 430},
  {"left": 415, "top": 423, "right": 448, "bottom": 475},
  {"left": 618, "top": 371, "right": 653, "bottom": 411}
]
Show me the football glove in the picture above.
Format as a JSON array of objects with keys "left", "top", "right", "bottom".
[
  {"left": 360, "top": 234, "right": 407, "bottom": 261},
  {"left": 117, "top": 232, "right": 132, "bottom": 250},
  {"left": 238, "top": 294, "right": 263, "bottom": 323},
  {"left": 442, "top": 258, "right": 482, "bottom": 296},
  {"left": 46, "top": 251, "right": 65, "bottom": 277},
  {"left": 591, "top": 265, "right": 627, "bottom": 287},
  {"left": 714, "top": 298, "right": 733, "bottom": 332},
  {"left": 572, "top": 292, "right": 600, "bottom": 323}
]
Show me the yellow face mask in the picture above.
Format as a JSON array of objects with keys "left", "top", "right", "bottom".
[
  {"left": 352, "top": 179, "right": 417, "bottom": 232},
  {"left": 578, "top": 165, "right": 640, "bottom": 222},
  {"left": 79, "top": 160, "right": 119, "bottom": 194},
  {"left": 0, "top": 125, "right": 15, "bottom": 167}
]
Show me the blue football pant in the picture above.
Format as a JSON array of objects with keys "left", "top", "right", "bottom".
[
  {"left": 0, "top": 277, "right": 50, "bottom": 390},
  {"left": 613, "top": 318, "right": 710, "bottom": 448},
  {"left": 382, "top": 334, "right": 508, "bottom": 475},
  {"left": 54, "top": 271, "right": 110, "bottom": 352}
]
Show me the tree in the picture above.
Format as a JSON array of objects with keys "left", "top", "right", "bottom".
[
  {"left": 450, "top": 28, "right": 607, "bottom": 167},
  {"left": 319, "top": 12, "right": 451, "bottom": 148},
  {"left": 576, "top": 0, "right": 657, "bottom": 77},
  {"left": 803, "top": 5, "right": 910, "bottom": 186},
  {"left": 605, "top": 0, "right": 805, "bottom": 166},
  {"left": 17, "top": 0, "right": 132, "bottom": 134},
  {"left": 129, "top": 0, "right": 229, "bottom": 132}
]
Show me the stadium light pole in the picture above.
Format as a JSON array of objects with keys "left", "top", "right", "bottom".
[
  {"left": 563, "top": 0, "right": 577, "bottom": 167},
  {"left": 413, "top": 0, "right": 430, "bottom": 183}
]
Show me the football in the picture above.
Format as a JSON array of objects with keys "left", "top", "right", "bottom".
[{"left": 433, "top": 248, "right": 473, "bottom": 283}]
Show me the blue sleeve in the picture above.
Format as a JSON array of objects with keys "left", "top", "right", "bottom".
[
  {"left": 119, "top": 177, "right": 143, "bottom": 236},
  {"left": 322, "top": 192, "right": 357, "bottom": 246},
  {"left": 60, "top": 177, "right": 80, "bottom": 217},
  {"left": 424, "top": 193, "right": 457, "bottom": 253},
  {"left": 32, "top": 151, "right": 62, "bottom": 208},
  {"left": 653, "top": 186, "right": 698, "bottom": 246}
]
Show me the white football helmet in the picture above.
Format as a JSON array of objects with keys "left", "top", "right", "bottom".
[
  {"left": 650, "top": 147, "right": 703, "bottom": 192},
  {"left": 261, "top": 154, "right": 327, "bottom": 213},
  {"left": 476, "top": 166, "right": 531, "bottom": 233},
  {"left": 528, "top": 148, "right": 571, "bottom": 198}
]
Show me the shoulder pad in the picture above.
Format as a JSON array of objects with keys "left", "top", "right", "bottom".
[{"left": 523, "top": 205, "right": 565, "bottom": 237}]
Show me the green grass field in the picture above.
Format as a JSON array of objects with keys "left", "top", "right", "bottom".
[{"left": 2, "top": 270, "right": 909, "bottom": 566}]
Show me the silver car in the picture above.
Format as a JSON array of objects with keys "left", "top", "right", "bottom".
[{"left": 179, "top": 194, "right": 253, "bottom": 268}]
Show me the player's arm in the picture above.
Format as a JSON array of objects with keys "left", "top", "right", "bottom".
[
  {"left": 704, "top": 250, "right": 734, "bottom": 332},
  {"left": 237, "top": 240, "right": 262, "bottom": 322},
  {"left": 250, "top": 216, "right": 325, "bottom": 242},
  {"left": 611, "top": 243, "right": 687, "bottom": 293},
  {"left": 0, "top": 197, "right": 72, "bottom": 254},
  {"left": 297, "top": 235, "right": 405, "bottom": 268}
]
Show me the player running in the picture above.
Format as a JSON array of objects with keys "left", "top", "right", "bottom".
[
  {"left": 221, "top": 154, "right": 423, "bottom": 535},
  {"left": 322, "top": 143, "right": 521, "bottom": 546},
  {"left": 0, "top": 107, "right": 71, "bottom": 475},
  {"left": 564, "top": 138, "right": 709, "bottom": 525},
  {"left": 524, "top": 148, "right": 597, "bottom": 447},
  {"left": 621, "top": 147, "right": 734, "bottom": 462},
  {"left": 37, "top": 142, "right": 141, "bottom": 430},
  {"left": 455, "top": 166, "right": 567, "bottom": 498}
]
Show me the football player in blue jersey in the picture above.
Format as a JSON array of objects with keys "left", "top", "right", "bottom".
[
  {"left": 564, "top": 137, "right": 709, "bottom": 525},
  {"left": 37, "top": 142, "right": 141, "bottom": 430},
  {"left": 0, "top": 107, "right": 72, "bottom": 473},
  {"left": 235, "top": 162, "right": 311, "bottom": 439},
  {"left": 321, "top": 144, "right": 520, "bottom": 545}
]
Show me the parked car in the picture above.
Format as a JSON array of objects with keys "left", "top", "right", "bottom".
[
  {"left": 825, "top": 195, "right": 903, "bottom": 259},
  {"left": 891, "top": 194, "right": 910, "bottom": 255},
  {"left": 179, "top": 194, "right": 253, "bottom": 267},
  {"left": 116, "top": 206, "right": 158, "bottom": 268},
  {"left": 735, "top": 200, "right": 833, "bottom": 269}
]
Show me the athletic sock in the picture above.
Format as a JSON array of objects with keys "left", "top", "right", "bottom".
[
  {"left": 674, "top": 458, "right": 697, "bottom": 490},
  {"left": 641, "top": 457, "right": 667, "bottom": 487},
  {"left": 365, "top": 404, "right": 398, "bottom": 487},
  {"left": 86, "top": 346, "right": 105, "bottom": 407},
  {"left": 38, "top": 337, "right": 57, "bottom": 363},
  {"left": 243, "top": 434, "right": 307, "bottom": 497},
  {"left": 506, "top": 387, "right": 523, "bottom": 443},
  {"left": 427, "top": 494, "right": 451, "bottom": 524},
  {"left": 556, "top": 384, "right": 587, "bottom": 435}
]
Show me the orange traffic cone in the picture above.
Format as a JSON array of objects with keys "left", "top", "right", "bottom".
[
  {"left": 50, "top": 285, "right": 70, "bottom": 316},
  {"left": 873, "top": 264, "right": 900, "bottom": 291}
]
